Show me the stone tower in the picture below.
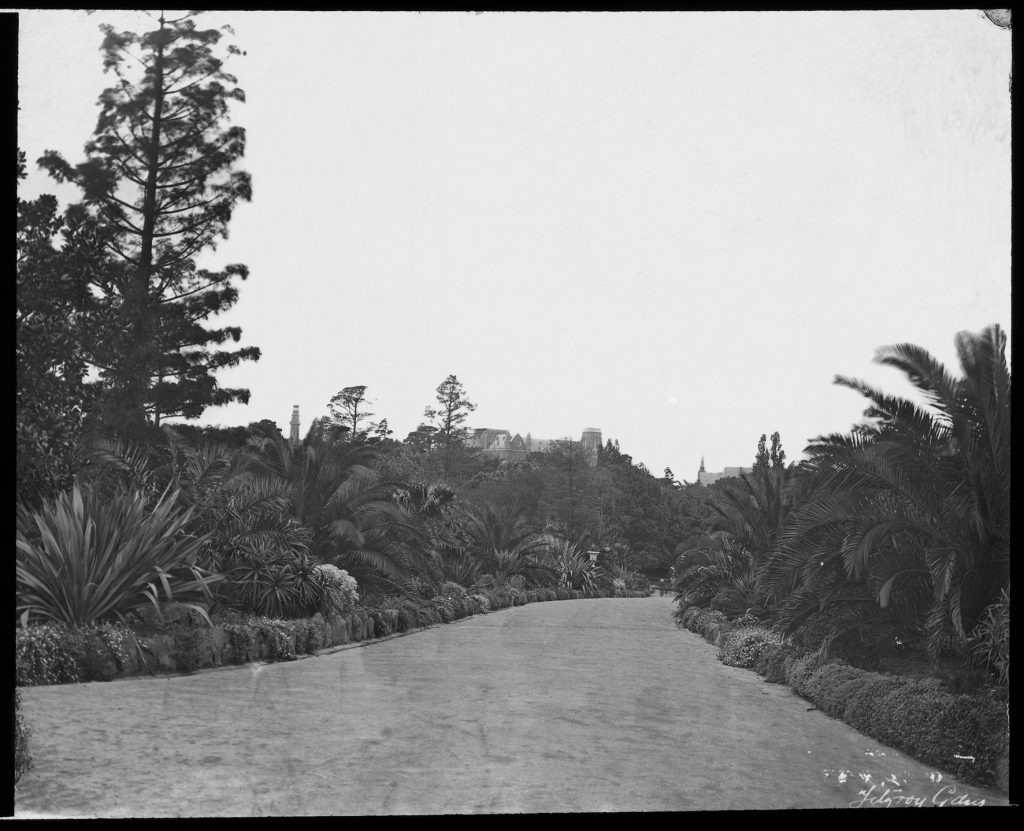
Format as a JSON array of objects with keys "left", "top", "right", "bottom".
[
  {"left": 581, "top": 428, "right": 602, "bottom": 467},
  {"left": 289, "top": 405, "right": 301, "bottom": 448}
]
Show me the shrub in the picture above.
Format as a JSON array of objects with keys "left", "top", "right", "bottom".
[
  {"left": 173, "top": 626, "right": 213, "bottom": 673},
  {"left": 506, "top": 574, "right": 527, "bottom": 591},
  {"left": 732, "top": 611, "right": 759, "bottom": 629},
  {"left": 14, "top": 689, "right": 32, "bottom": 786},
  {"left": 801, "top": 671, "right": 1009, "bottom": 790},
  {"left": 416, "top": 604, "right": 441, "bottom": 625},
  {"left": 287, "top": 616, "right": 320, "bottom": 653},
  {"left": 315, "top": 564, "right": 360, "bottom": 612},
  {"left": 933, "top": 693, "right": 1008, "bottom": 786},
  {"left": 753, "top": 642, "right": 785, "bottom": 679},
  {"left": 91, "top": 622, "right": 139, "bottom": 671},
  {"left": 16, "top": 484, "right": 219, "bottom": 627},
  {"left": 700, "top": 610, "right": 728, "bottom": 638},
  {"left": 679, "top": 606, "right": 701, "bottom": 631},
  {"left": 246, "top": 617, "right": 297, "bottom": 660},
  {"left": 394, "top": 604, "right": 419, "bottom": 631},
  {"left": 785, "top": 654, "right": 825, "bottom": 697},
  {"left": 555, "top": 588, "right": 571, "bottom": 600},
  {"left": 440, "top": 581, "right": 468, "bottom": 599},
  {"left": 220, "top": 551, "right": 330, "bottom": 619},
  {"left": 841, "top": 674, "right": 906, "bottom": 733},
  {"left": 435, "top": 598, "right": 454, "bottom": 623},
  {"left": 469, "top": 594, "right": 490, "bottom": 613},
  {"left": 719, "top": 627, "right": 783, "bottom": 668},
  {"left": 17, "top": 625, "right": 79, "bottom": 685},
  {"left": 16, "top": 622, "right": 140, "bottom": 685},
  {"left": 802, "top": 663, "right": 873, "bottom": 718},
  {"left": 220, "top": 621, "right": 259, "bottom": 663}
]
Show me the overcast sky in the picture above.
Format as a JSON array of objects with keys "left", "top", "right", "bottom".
[{"left": 16, "top": 10, "right": 1011, "bottom": 479}]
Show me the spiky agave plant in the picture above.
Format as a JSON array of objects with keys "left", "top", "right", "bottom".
[{"left": 16, "top": 483, "right": 220, "bottom": 627}]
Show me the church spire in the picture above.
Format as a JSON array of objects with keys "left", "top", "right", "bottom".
[
  {"left": 289, "top": 405, "right": 301, "bottom": 447},
  {"left": 699, "top": 455, "right": 705, "bottom": 472}
]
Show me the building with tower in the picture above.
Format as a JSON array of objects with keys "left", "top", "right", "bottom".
[
  {"left": 696, "top": 455, "right": 753, "bottom": 486},
  {"left": 289, "top": 405, "right": 301, "bottom": 448},
  {"left": 466, "top": 427, "right": 602, "bottom": 467}
]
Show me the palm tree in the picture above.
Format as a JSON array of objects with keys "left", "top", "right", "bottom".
[
  {"left": 240, "top": 428, "right": 436, "bottom": 589},
  {"left": 463, "top": 502, "right": 546, "bottom": 558},
  {"left": 462, "top": 502, "right": 557, "bottom": 588},
  {"left": 672, "top": 534, "right": 760, "bottom": 619},
  {"left": 762, "top": 324, "right": 1010, "bottom": 663}
]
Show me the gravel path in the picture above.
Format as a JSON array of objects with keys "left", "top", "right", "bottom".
[{"left": 15, "top": 597, "right": 1007, "bottom": 815}]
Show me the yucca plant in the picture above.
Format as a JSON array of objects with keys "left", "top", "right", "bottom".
[
  {"left": 542, "top": 538, "right": 601, "bottom": 591},
  {"left": 16, "top": 484, "right": 220, "bottom": 627}
]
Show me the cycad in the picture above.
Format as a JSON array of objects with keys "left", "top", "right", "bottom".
[
  {"left": 241, "top": 429, "right": 435, "bottom": 587},
  {"left": 463, "top": 502, "right": 547, "bottom": 559},
  {"left": 764, "top": 324, "right": 1010, "bottom": 662}
]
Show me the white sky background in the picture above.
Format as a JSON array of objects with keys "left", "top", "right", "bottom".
[{"left": 16, "top": 10, "right": 1011, "bottom": 479}]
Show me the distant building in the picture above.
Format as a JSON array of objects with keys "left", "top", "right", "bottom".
[
  {"left": 467, "top": 427, "right": 602, "bottom": 467},
  {"left": 696, "top": 456, "right": 753, "bottom": 486},
  {"left": 289, "top": 405, "right": 301, "bottom": 448}
]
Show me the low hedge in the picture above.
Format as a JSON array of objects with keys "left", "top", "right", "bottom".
[
  {"left": 15, "top": 622, "right": 142, "bottom": 685},
  {"left": 674, "top": 601, "right": 1009, "bottom": 791},
  {"left": 752, "top": 642, "right": 803, "bottom": 683},
  {"left": 718, "top": 627, "right": 784, "bottom": 669},
  {"left": 16, "top": 584, "right": 649, "bottom": 687},
  {"left": 802, "top": 664, "right": 1008, "bottom": 788}
]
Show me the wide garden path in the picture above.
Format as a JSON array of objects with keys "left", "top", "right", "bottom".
[{"left": 15, "top": 597, "right": 1008, "bottom": 815}]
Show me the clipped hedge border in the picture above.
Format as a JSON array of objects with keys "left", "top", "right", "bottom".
[
  {"left": 16, "top": 588, "right": 651, "bottom": 687},
  {"left": 674, "top": 602, "right": 1009, "bottom": 792}
]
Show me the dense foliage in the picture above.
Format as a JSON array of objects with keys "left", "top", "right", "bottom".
[
  {"left": 29, "top": 11, "right": 259, "bottom": 449},
  {"left": 674, "top": 325, "right": 1011, "bottom": 689}
]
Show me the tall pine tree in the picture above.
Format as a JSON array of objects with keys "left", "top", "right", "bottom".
[
  {"left": 39, "top": 11, "right": 259, "bottom": 439},
  {"left": 424, "top": 374, "right": 477, "bottom": 481}
]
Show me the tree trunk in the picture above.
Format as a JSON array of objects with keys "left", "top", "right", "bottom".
[{"left": 125, "top": 14, "right": 167, "bottom": 433}]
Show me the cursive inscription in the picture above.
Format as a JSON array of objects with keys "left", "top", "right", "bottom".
[{"left": 849, "top": 783, "right": 986, "bottom": 808}]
